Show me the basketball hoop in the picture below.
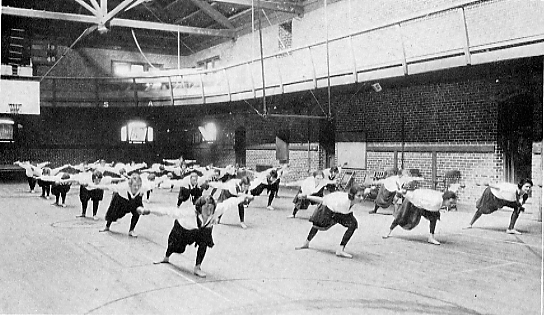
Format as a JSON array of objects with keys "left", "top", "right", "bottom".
[{"left": 8, "top": 103, "right": 21, "bottom": 114}]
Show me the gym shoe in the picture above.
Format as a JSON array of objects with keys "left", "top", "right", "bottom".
[
  {"left": 286, "top": 214, "right": 295, "bottom": 219},
  {"left": 427, "top": 236, "right": 441, "bottom": 245},
  {"left": 506, "top": 229, "right": 522, "bottom": 235},
  {"left": 194, "top": 266, "right": 206, "bottom": 278},
  {"left": 368, "top": 210, "right": 377, "bottom": 214},
  {"left": 295, "top": 241, "right": 310, "bottom": 250},
  {"left": 240, "top": 222, "right": 248, "bottom": 229},
  {"left": 128, "top": 231, "right": 138, "bottom": 238},
  {"left": 335, "top": 250, "right": 353, "bottom": 259},
  {"left": 266, "top": 206, "right": 274, "bottom": 210}
]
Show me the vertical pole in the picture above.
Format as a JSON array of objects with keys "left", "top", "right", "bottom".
[
  {"left": 324, "top": 0, "right": 331, "bottom": 117},
  {"left": 397, "top": 23, "right": 408, "bottom": 75},
  {"left": 432, "top": 151, "right": 437, "bottom": 190},
  {"left": 168, "top": 76, "right": 174, "bottom": 106},
  {"left": 459, "top": 8, "right": 472, "bottom": 65},
  {"left": 224, "top": 68, "right": 232, "bottom": 101},
  {"left": 401, "top": 114, "right": 405, "bottom": 169},
  {"left": 177, "top": 29, "right": 181, "bottom": 70},
  {"left": 199, "top": 73, "right": 205, "bottom": 104},
  {"left": 257, "top": 7, "right": 267, "bottom": 115},
  {"left": 132, "top": 78, "right": 138, "bottom": 106}
]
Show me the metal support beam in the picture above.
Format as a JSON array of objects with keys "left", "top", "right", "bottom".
[
  {"left": 1, "top": 7, "right": 236, "bottom": 38},
  {"left": 212, "top": 0, "right": 303, "bottom": 15},
  {"left": 73, "top": 0, "right": 99, "bottom": 16},
  {"left": 308, "top": 47, "right": 317, "bottom": 89},
  {"left": 223, "top": 68, "right": 232, "bottom": 101},
  {"left": 397, "top": 23, "right": 408, "bottom": 75},
  {"left": 88, "top": 0, "right": 101, "bottom": 11},
  {"left": 110, "top": 19, "right": 235, "bottom": 37},
  {"left": 103, "top": 0, "right": 137, "bottom": 23},
  {"left": 459, "top": 8, "right": 472, "bottom": 65},
  {"left": 189, "top": 0, "right": 235, "bottom": 29}
]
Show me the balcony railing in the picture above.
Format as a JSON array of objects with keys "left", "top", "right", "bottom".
[{"left": 39, "top": 0, "right": 544, "bottom": 107}]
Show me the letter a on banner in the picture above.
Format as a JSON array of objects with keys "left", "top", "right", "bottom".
[{"left": 148, "top": 100, "right": 154, "bottom": 107}]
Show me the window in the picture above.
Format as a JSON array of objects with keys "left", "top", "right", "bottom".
[
  {"left": 198, "top": 122, "right": 217, "bottom": 142},
  {"left": 278, "top": 20, "right": 293, "bottom": 50},
  {"left": 112, "top": 61, "right": 162, "bottom": 76},
  {"left": 121, "top": 121, "right": 153, "bottom": 143},
  {"left": 0, "top": 118, "right": 14, "bottom": 142},
  {"left": 197, "top": 56, "right": 220, "bottom": 70}
]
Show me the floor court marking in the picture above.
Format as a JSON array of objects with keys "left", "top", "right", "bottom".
[
  {"left": 101, "top": 229, "right": 233, "bottom": 304},
  {"left": 85, "top": 275, "right": 485, "bottom": 315},
  {"left": 443, "top": 231, "right": 542, "bottom": 249}
]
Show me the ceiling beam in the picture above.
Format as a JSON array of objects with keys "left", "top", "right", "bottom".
[
  {"left": 1, "top": 6, "right": 236, "bottom": 38},
  {"left": 88, "top": 0, "right": 101, "bottom": 11},
  {"left": 124, "top": 0, "right": 151, "bottom": 12},
  {"left": 175, "top": 6, "right": 206, "bottom": 24},
  {"left": 211, "top": 0, "right": 302, "bottom": 15},
  {"left": 188, "top": 0, "right": 235, "bottom": 29},
  {"left": 164, "top": 0, "right": 184, "bottom": 11},
  {"left": 228, "top": 8, "right": 251, "bottom": 20},
  {"left": 2, "top": 6, "right": 100, "bottom": 23},
  {"left": 103, "top": 0, "right": 138, "bottom": 22},
  {"left": 111, "top": 18, "right": 235, "bottom": 37},
  {"left": 73, "top": 0, "right": 99, "bottom": 16}
]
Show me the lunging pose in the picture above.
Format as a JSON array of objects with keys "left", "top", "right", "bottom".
[
  {"left": 295, "top": 185, "right": 366, "bottom": 258},
  {"left": 382, "top": 189, "right": 457, "bottom": 245},
  {"left": 468, "top": 178, "right": 533, "bottom": 234},
  {"left": 139, "top": 194, "right": 253, "bottom": 277}
]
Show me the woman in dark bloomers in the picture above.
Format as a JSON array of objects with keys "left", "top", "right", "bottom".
[
  {"left": 95, "top": 173, "right": 146, "bottom": 237},
  {"left": 140, "top": 194, "right": 253, "bottom": 277},
  {"left": 468, "top": 178, "right": 533, "bottom": 235}
]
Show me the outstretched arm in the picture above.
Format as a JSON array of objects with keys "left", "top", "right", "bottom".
[
  {"left": 36, "top": 161, "right": 50, "bottom": 168},
  {"left": 298, "top": 194, "right": 323, "bottom": 204}
]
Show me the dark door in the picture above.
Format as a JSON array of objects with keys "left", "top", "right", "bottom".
[
  {"left": 498, "top": 95, "right": 533, "bottom": 183},
  {"left": 234, "top": 127, "right": 246, "bottom": 167}
]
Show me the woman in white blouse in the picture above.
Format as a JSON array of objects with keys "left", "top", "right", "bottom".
[
  {"left": 468, "top": 178, "right": 533, "bottom": 234},
  {"left": 295, "top": 185, "right": 367, "bottom": 258}
]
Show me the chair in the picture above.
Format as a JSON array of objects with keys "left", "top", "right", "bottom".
[
  {"left": 442, "top": 170, "right": 462, "bottom": 211},
  {"left": 443, "top": 170, "right": 461, "bottom": 191},
  {"left": 338, "top": 170, "right": 355, "bottom": 191}
]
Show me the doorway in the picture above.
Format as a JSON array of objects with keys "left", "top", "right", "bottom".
[
  {"left": 234, "top": 127, "right": 246, "bottom": 167},
  {"left": 498, "top": 94, "right": 534, "bottom": 183}
]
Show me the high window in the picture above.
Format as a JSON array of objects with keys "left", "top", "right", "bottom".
[
  {"left": 0, "top": 118, "right": 15, "bottom": 142},
  {"left": 112, "top": 61, "right": 162, "bottom": 76},
  {"left": 278, "top": 20, "right": 293, "bottom": 50},
  {"left": 121, "top": 121, "right": 153, "bottom": 143},
  {"left": 197, "top": 56, "right": 220, "bottom": 70}
]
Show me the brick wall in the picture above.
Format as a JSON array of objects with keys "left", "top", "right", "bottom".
[
  {"left": 332, "top": 58, "right": 542, "bottom": 205},
  {"left": 246, "top": 143, "right": 322, "bottom": 182}
]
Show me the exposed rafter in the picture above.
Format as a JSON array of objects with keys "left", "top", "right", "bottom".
[
  {"left": 74, "top": 0, "right": 98, "bottom": 15},
  {"left": 103, "top": 0, "right": 138, "bottom": 22},
  {"left": 188, "top": 0, "right": 235, "bottom": 29},
  {"left": 1, "top": 6, "right": 236, "bottom": 38},
  {"left": 211, "top": 0, "right": 303, "bottom": 15},
  {"left": 88, "top": 0, "right": 101, "bottom": 11}
]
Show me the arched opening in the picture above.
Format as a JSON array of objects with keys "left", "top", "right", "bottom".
[
  {"left": 234, "top": 126, "right": 246, "bottom": 167},
  {"left": 498, "top": 94, "right": 534, "bottom": 183}
]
